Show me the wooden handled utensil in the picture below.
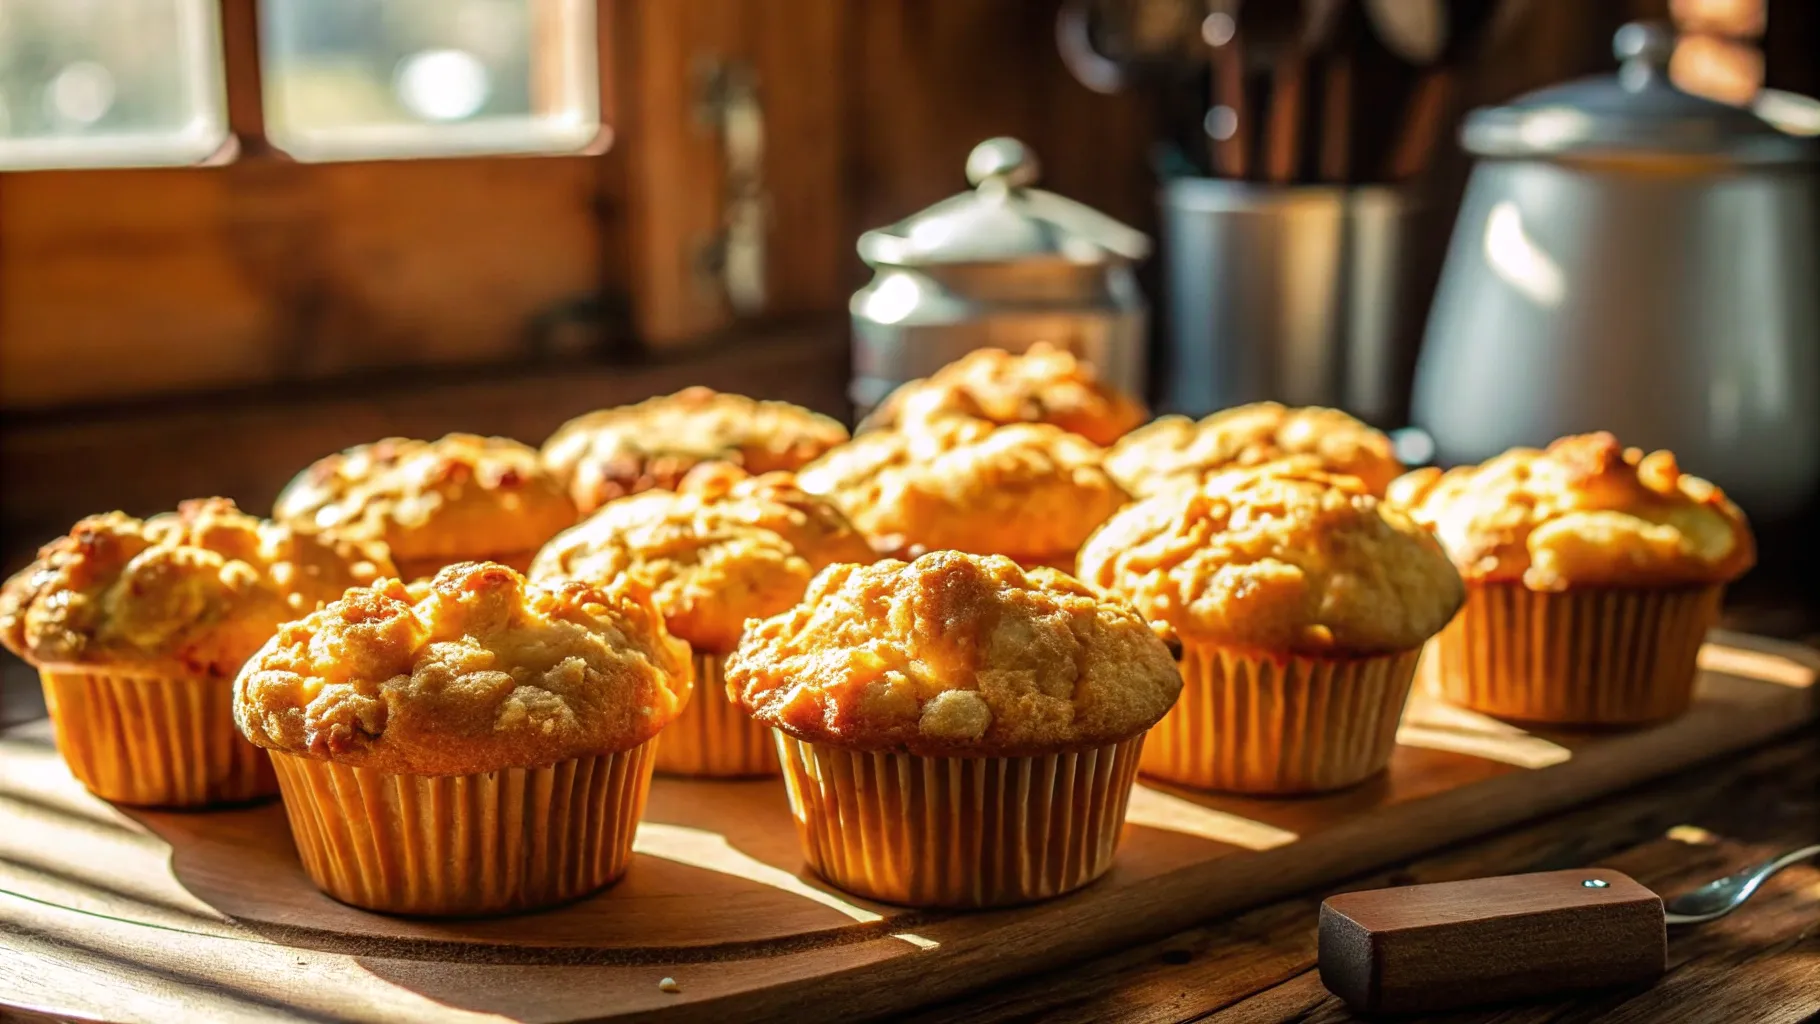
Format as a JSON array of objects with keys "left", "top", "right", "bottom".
[{"left": 1319, "top": 846, "right": 1820, "bottom": 1014}]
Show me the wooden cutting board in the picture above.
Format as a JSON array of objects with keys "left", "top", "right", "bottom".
[{"left": 1, "top": 631, "right": 1813, "bottom": 1023}]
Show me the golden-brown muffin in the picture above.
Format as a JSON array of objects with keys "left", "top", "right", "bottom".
[
  {"left": 726, "top": 551, "right": 1182, "bottom": 758},
  {"left": 1387, "top": 433, "right": 1754, "bottom": 728},
  {"left": 530, "top": 466, "right": 875, "bottom": 655},
  {"left": 859, "top": 343, "right": 1148, "bottom": 446},
  {"left": 1, "top": 498, "right": 392, "bottom": 678},
  {"left": 797, "top": 419, "right": 1127, "bottom": 565},
  {"left": 1079, "top": 467, "right": 1463, "bottom": 657},
  {"left": 1385, "top": 432, "right": 1755, "bottom": 590},
  {"left": 234, "top": 562, "right": 692, "bottom": 777},
  {"left": 274, "top": 434, "right": 576, "bottom": 578},
  {"left": 1106, "top": 402, "right": 1403, "bottom": 498},
  {"left": 541, "top": 387, "right": 849, "bottom": 514},
  {"left": 1080, "top": 467, "right": 1461, "bottom": 794}
]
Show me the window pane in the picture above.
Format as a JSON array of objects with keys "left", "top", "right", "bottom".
[
  {"left": 0, "top": 0, "right": 227, "bottom": 169},
  {"left": 260, "top": 0, "right": 599, "bottom": 161}
]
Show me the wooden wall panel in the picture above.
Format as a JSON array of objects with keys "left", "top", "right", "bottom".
[
  {"left": 842, "top": 0, "right": 1155, "bottom": 264},
  {"left": 1, "top": 157, "right": 607, "bottom": 410}
]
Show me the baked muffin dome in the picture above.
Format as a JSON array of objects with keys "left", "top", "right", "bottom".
[
  {"left": 726, "top": 552, "right": 1181, "bottom": 757},
  {"left": 529, "top": 466, "right": 876, "bottom": 653},
  {"left": 797, "top": 419, "right": 1127, "bottom": 564},
  {"left": 0, "top": 498, "right": 391, "bottom": 677},
  {"left": 1385, "top": 432, "right": 1755, "bottom": 591},
  {"left": 234, "top": 562, "right": 692, "bottom": 776},
  {"left": 541, "top": 387, "right": 849, "bottom": 514},
  {"left": 859, "top": 343, "right": 1148, "bottom": 446},
  {"left": 274, "top": 434, "right": 576, "bottom": 572},
  {"left": 1106, "top": 402, "right": 1403, "bottom": 498},
  {"left": 1078, "top": 467, "right": 1464, "bottom": 656}
]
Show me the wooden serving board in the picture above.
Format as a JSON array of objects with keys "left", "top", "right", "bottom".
[{"left": 1, "top": 632, "right": 1814, "bottom": 1024}]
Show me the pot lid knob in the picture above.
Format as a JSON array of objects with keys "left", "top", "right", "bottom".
[
  {"left": 965, "top": 137, "right": 1041, "bottom": 189},
  {"left": 1614, "top": 21, "right": 1672, "bottom": 91}
]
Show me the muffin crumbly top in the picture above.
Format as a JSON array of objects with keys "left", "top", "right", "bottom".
[
  {"left": 274, "top": 434, "right": 576, "bottom": 566},
  {"left": 859, "top": 344, "right": 1148, "bottom": 446},
  {"left": 1078, "top": 468, "right": 1463, "bottom": 656},
  {"left": 540, "top": 388, "right": 849, "bottom": 514},
  {"left": 726, "top": 552, "right": 1181, "bottom": 757},
  {"left": 234, "top": 562, "right": 692, "bottom": 775},
  {"left": 529, "top": 466, "right": 876, "bottom": 653},
  {"left": 797, "top": 419, "right": 1127, "bottom": 563},
  {"left": 1385, "top": 432, "right": 1755, "bottom": 590},
  {"left": 1106, "top": 402, "right": 1403, "bottom": 498},
  {"left": 0, "top": 498, "right": 392, "bottom": 677}
]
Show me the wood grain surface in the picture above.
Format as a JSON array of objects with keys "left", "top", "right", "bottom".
[
  {"left": 0, "top": 633, "right": 1813, "bottom": 1023},
  {"left": 908, "top": 719, "right": 1820, "bottom": 1024}
]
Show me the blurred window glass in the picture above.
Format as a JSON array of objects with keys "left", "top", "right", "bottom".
[
  {"left": 0, "top": 0, "right": 228, "bottom": 170},
  {"left": 260, "top": 0, "right": 599, "bottom": 161}
]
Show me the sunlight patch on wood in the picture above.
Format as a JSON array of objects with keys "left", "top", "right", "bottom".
[
  {"left": 1698, "top": 645, "right": 1816, "bottom": 689},
  {"left": 1124, "top": 785, "right": 1298, "bottom": 851},
  {"left": 890, "top": 932, "right": 941, "bottom": 950},
  {"left": 1666, "top": 824, "right": 1722, "bottom": 846},
  {"left": 1396, "top": 700, "right": 1573, "bottom": 770},
  {"left": 633, "top": 822, "right": 885, "bottom": 924}
]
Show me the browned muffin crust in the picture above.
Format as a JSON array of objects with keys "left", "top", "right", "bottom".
[
  {"left": 274, "top": 433, "right": 576, "bottom": 571},
  {"left": 1106, "top": 402, "right": 1403, "bottom": 498},
  {"left": 1078, "top": 467, "right": 1463, "bottom": 656},
  {"left": 234, "top": 562, "right": 692, "bottom": 775},
  {"left": 0, "top": 498, "right": 391, "bottom": 678},
  {"left": 796, "top": 419, "right": 1128, "bottom": 564},
  {"left": 540, "top": 388, "right": 850, "bottom": 514},
  {"left": 529, "top": 466, "right": 876, "bottom": 653},
  {"left": 859, "top": 343, "right": 1148, "bottom": 446},
  {"left": 1386, "top": 432, "right": 1755, "bottom": 590},
  {"left": 726, "top": 552, "right": 1182, "bottom": 757}
]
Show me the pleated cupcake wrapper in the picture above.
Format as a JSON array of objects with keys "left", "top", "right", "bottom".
[
  {"left": 268, "top": 740, "right": 655, "bottom": 916},
  {"left": 654, "top": 652, "right": 779, "bottom": 778},
  {"left": 394, "top": 549, "right": 538, "bottom": 582},
  {"left": 37, "top": 667, "right": 276, "bottom": 808},
  {"left": 1142, "top": 644, "right": 1420, "bottom": 795},
  {"left": 775, "top": 732, "right": 1145, "bottom": 909},
  {"left": 1428, "top": 583, "right": 1723, "bottom": 727}
]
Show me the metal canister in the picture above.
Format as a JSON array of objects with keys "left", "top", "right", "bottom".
[{"left": 850, "top": 137, "right": 1152, "bottom": 417}]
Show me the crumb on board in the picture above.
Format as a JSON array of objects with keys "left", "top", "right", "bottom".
[{"left": 659, "top": 977, "right": 681, "bottom": 994}]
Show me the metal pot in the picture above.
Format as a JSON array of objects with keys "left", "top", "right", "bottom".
[
  {"left": 849, "top": 137, "right": 1152, "bottom": 417},
  {"left": 1413, "top": 22, "right": 1820, "bottom": 517}
]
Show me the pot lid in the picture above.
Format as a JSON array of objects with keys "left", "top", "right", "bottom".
[
  {"left": 857, "top": 137, "right": 1151, "bottom": 267},
  {"left": 1461, "top": 22, "right": 1818, "bottom": 164}
]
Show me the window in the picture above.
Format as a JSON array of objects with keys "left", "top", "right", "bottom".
[
  {"left": 0, "top": 0, "right": 601, "bottom": 170},
  {"left": 0, "top": 0, "right": 228, "bottom": 169},
  {"left": 260, "top": 0, "right": 600, "bottom": 161}
]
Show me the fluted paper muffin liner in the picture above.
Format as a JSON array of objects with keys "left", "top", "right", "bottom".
[
  {"left": 1428, "top": 583, "right": 1722, "bottom": 726},
  {"left": 775, "top": 732, "right": 1145, "bottom": 909},
  {"left": 655, "top": 652, "right": 779, "bottom": 777},
  {"left": 394, "top": 550, "right": 538, "bottom": 582},
  {"left": 268, "top": 739, "right": 656, "bottom": 916},
  {"left": 38, "top": 666, "right": 276, "bottom": 808},
  {"left": 1142, "top": 643, "right": 1420, "bottom": 794}
]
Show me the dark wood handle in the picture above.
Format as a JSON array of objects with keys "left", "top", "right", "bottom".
[{"left": 1319, "top": 869, "right": 1668, "bottom": 1014}]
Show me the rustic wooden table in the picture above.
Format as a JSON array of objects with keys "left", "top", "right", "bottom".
[
  {"left": 2, "top": 601, "right": 1816, "bottom": 1023},
  {"left": 905, "top": 728, "right": 1820, "bottom": 1024}
]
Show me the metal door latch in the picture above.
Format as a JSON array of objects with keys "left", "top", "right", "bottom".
[{"left": 695, "top": 58, "right": 767, "bottom": 317}]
